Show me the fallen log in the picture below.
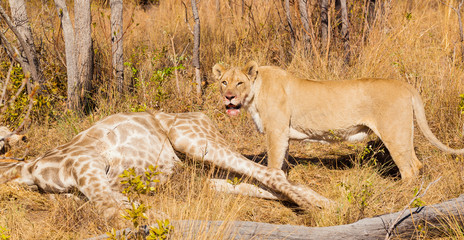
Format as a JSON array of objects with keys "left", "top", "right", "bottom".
[{"left": 88, "top": 194, "right": 464, "bottom": 239}]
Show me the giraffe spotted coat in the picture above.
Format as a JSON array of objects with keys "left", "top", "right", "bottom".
[{"left": 0, "top": 111, "right": 331, "bottom": 218}]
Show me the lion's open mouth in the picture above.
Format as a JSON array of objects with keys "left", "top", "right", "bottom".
[{"left": 225, "top": 103, "right": 242, "bottom": 116}]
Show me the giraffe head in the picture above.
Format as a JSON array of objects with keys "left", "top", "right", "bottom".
[{"left": 0, "top": 127, "right": 27, "bottom": 155}]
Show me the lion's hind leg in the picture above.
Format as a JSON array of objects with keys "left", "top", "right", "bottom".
[{"left": 370, "top": 116, "right": 423, "bottom": 180}]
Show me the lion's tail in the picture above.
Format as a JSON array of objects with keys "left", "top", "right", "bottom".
[{"left": 410, "top": 86, "right": 464, "bottom": 154}]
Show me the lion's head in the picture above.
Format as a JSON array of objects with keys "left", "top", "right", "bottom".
[{"left": 212, "top": 61, "right": 259, "bottom": 117}]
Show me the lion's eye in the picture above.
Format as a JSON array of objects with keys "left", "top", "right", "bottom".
[
  {"left": 237, "top": 82, "right": 244, "bottom": 87},
  {"left": 221, "top": 81, "right": 228, "bottom": 86}
]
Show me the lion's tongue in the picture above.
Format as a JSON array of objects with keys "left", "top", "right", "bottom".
[{"left": 226, "top": 109, "right": 240, "bottom": 116}]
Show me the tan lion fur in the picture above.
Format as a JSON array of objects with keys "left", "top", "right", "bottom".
[{"left": 213, "top": 61, "right": 464, "bottom": 180}]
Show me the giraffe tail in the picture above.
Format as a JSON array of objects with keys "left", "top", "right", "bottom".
[{"left": 0, "top": 160, "right": 25, "bottom": 184}]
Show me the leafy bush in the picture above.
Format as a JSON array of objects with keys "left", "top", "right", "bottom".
[{"left": 107, "top": 165, "right": 173, "bottom": 240}]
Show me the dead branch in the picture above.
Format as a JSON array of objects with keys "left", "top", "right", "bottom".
[
  {"left": 181, "top": 1, "right": 194, "bottom": 35},
  {"left": 15, "top": 83, "right": 37, "bottom": 134},
  {"left": 88, "top": 190, "right": 464, "bottom": 240},
  {"left": 170, "top": 35, "right": 180, "bottom": 94},
  {"left": 1, "top": 75, "right": 29, "bottom": 113},
  {"left": 0, "top": 62, "right": 13, "bottom": 105},
  {"left": 0, "top": 5, "right": 40, "bottom": 86},
  {"left": 385, "top": 176, "right": 442, "bottom": 240},
  {"left": 0, "top": 29, "right": 22, "bottom": 64},
  {"left": 0, "top": 81, "right": 37, "bottom": 145}
]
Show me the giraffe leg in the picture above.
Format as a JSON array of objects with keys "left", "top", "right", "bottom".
[
  {"left": 75, "top": 162, "right": 129, "bottom": 219},
  {"left": 208, "top": 179, "right": 282, "bottom": 200},
  {"left": 165, "top": 113, "right": 334, "bottom": 209}
]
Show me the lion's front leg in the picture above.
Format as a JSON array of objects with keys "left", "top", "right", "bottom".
[{"left": 265, "top": 127, "right": 290, "bottom": 170}]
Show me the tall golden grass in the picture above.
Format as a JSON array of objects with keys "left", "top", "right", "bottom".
[{"left": 1, "top": 0, "right": 464, "bottom": 238}]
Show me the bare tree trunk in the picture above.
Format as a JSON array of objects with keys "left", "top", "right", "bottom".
[
  {"left": 283, "top": 0, "right": 295, "bottom": 51},
  {"left": 361, "top": 0, "right": 376, "bottom": 43},
  {"left": 367, "top": 0, "right": 376, "bottom": 28},
  {"left": 54, "top": 0, "right": 77, "bottom": 109},
  {"left": 298, "top": 0, "right": 311, "bottom": 55},
  {"left": 0, "top": 3, "right": 41, "bottom": 92},
  {"left": 54, "top": 0, "right": 93, "bottom": 110},
  {"left": 339, "top": 0, "right": 350, "bottom": 63},
  {"left": 110, "top": 0, "right": 124, "bottom": 93},
  {"left": 321, "top": 0, "right": 329, "bottom": 51},
  {"left": 8, "top": 0, "right": 42, "bottom": 92},
  {"left": 191, "top": 0, "right": 201, "bottom": 97},
  {"left": 74, "top": 0, "right": 93, "bottom": 109}
]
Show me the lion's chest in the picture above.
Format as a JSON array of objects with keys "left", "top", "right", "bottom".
[{"left": 248, "top": 104, "right": 264, "bottom": 133}]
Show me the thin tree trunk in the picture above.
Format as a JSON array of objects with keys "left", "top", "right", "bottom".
[
  {"left": 339, "top": 0, "right": 350, "bottom": 63},
  {"left": 191, "top": 0, "right": 201, "bottom": 97},
  {"left": 170, "top": 37, "right": 180, "bottom": 94},
  {"left": 110, "top": 0, "right": 124, "bottom": 93},
  {"left": 361, "top": 0, "right": 376, "bottom": 43},
  {"left": 8, "top": 0, "right": 42, "bottom": 92},
  {"left": 74, "top": 0, "right": 93, "bottom": 109},
  {"left": 283, "top": 0, "right": 295, "bottom": 51},
  {"left": 367, "top": 0, "right": 376, "bottom": 28},
  {"left": 321, "top": 0, "right": 329, "bottom": 51},
  {"left": 54, "top": 0, "right": 79, "bottom": 110},
  {"left": 298, "top": 0, "right": 311, "bottom": 55},
  {"left": 54, "top": 0, "right": 93, "bottom": 110}
]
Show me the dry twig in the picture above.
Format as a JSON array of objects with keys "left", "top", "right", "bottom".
[
  {"left": 181, "top": 1, "right": 194, "bottom": 35},
  {"left": 0, "top": 62, "right": 13, "bottom": 105},
  {"left": 384, "top": 176, "right": 442, "bottom": 240}
]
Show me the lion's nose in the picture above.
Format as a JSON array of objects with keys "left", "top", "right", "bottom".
[{"left": 225, "top": 95, "right": 235, "bottom": 101}]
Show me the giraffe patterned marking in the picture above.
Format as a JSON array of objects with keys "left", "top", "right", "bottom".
[{"left": 0, "top": 111, "right": 333, "bottom": 218}]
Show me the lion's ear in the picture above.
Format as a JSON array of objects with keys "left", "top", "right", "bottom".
[
  {"left": 212, "top": 63, "right": 226, "bottom": 80},
  {"left": 243, "top": 61, "right": 258, "bottom": 80}
]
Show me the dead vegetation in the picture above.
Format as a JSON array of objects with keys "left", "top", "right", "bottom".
[{"left": 0, "top": 0, "right": 464, "bottom": 239}]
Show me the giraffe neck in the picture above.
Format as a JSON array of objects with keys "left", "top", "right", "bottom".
[{"left": 0, "top": 160, "right": 27, "bottom": 184}]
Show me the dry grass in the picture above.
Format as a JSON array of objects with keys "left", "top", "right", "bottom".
[{"left": 1, "top": 0, "right": 464, "bottom": 239}]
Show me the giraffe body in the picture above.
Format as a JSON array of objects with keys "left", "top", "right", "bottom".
[{"left": 1, "top": 111, "right": 332, "bottom": 218}]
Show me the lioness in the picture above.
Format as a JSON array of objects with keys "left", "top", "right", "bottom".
[{"left": 212, "top": 61, "right": 464, "bottom": 180}]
